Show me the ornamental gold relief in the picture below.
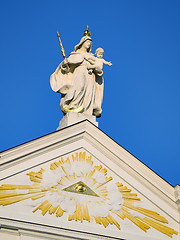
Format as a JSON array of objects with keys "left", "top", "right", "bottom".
[{"left": 0, "top": 152, "right": 178, "bottom": 238}]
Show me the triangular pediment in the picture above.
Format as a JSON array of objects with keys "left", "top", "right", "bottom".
[{"left": 0, "top": 121, "right": 179, "bottom": 240}]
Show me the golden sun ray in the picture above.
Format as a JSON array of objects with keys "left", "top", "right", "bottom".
[{"left": 0, "top": 151, "right": 178, "bottom": 238}]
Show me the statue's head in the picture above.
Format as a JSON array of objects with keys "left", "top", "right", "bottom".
[{"left": 74, "top": 36, "right": 92, "bottom": 52}]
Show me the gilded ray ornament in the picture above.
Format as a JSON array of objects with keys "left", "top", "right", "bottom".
[{"left": 0, "top": 152, "right": 178, "bottom": 238}]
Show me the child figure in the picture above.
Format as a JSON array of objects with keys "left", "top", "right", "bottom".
[{"left": 86, "top": 48, "right": 112, "bottom": 74}]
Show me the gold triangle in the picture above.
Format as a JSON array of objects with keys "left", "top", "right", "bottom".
[{"left": 62, "top": 181, "right": 99, "bottom": 197}]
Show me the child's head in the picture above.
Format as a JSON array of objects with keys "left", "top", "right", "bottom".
[{"left": 95, "top": 48, "right": 104, "bottom": 58}]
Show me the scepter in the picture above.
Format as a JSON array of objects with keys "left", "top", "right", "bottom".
[{"left": 57, "top": 31, "right": 66, "bottom": 59}]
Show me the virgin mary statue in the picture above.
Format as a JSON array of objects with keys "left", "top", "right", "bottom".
[{"left": 50, "top": 28, "right": 104, "bottom": 118}]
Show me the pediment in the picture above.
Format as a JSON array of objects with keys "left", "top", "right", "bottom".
[{"left": 0, "top": 121, "right": 179, "bottom": 240}]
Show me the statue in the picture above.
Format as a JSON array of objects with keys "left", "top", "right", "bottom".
[{"left": 50, "top": 26, "right": 112, "bottom": 127}]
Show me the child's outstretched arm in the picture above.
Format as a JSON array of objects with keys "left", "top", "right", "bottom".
[{"left": 102, "top": 59, "right": 112, "bottom": 66}]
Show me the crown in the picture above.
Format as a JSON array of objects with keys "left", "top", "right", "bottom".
[{"left": 83, "top": 26, "right": 91, "bottom": 36}]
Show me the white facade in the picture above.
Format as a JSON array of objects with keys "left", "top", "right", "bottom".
[{"left": 0, "top": 120, "right": 179, "bottom": 240}]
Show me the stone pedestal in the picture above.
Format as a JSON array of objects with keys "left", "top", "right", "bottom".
[{"left": 57, "top": 112, "right": 98, "bottom": 130}]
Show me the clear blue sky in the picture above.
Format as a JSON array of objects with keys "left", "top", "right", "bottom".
[{"left": 0, "top": 1, "right": 179, "bottom": 186}]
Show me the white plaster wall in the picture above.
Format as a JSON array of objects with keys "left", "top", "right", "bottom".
[{"left": 0, "top": 229, "right": 19, "bottom": 240}]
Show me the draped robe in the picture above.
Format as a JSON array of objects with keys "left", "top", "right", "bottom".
[{"left": 50, "top": 51, "right": 104, "bottom": 117}]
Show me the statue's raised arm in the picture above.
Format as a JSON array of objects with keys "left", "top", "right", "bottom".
[{"left": 50, "top": 26, "right": 111, "bottom": 127}]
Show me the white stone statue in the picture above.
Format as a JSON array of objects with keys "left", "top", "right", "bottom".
[{"left": 50, "top": 27, "right": 112, "bottom": 127}]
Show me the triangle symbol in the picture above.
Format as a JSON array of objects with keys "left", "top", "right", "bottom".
[{"left": 62, "top": 181, "right": 99, "bottom": 197}]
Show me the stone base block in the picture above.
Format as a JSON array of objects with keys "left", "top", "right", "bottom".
[{"left": 57, "top": 112, "right": 98, "bottom": 130}]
